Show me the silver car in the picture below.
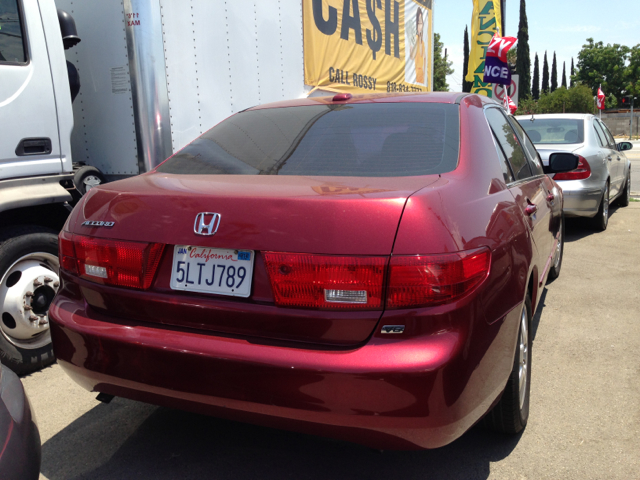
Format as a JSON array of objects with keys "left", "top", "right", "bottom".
[{"left": 515, "top": 114, "right": 633, "bottom": 230}]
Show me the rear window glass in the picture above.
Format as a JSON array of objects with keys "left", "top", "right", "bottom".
[
  {"left": 516, "top": 118, "right": 584, "bottom": 145},
  {"left": 157, "top": 103, "right": 460, "bottom": 177},
  {"left": 0, "top": 0, "right": 26, "bottom": 63}
]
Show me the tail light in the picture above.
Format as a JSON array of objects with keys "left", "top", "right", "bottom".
[
  {"left": 553, "top": 155, "right": 591, "bottom": 181},
  {"left": 386, "top": 248, "right": 491, "bottom": 308},
  {"left": 58, "top": 232, "right": 165, "bottom": 290},
  {"left": 263, "top": 253, "right": 386, "bottom": 310},
  {"left": 264, "top": 248, "right": 491, "bottom": 310}
]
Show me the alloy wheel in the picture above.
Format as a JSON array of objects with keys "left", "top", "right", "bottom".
[{"left": 518, "top": 307, "right": 529, "bottom": 410}]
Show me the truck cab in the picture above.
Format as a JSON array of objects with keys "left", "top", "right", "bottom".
[{"left": 0, "top": 0, "right": 74, "bottom": 374}]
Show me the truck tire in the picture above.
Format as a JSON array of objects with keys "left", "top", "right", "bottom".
[
  {"left": 74, "top": 165, "right": 106, "bottom": 196},
  {"left": 0, "top": 226, "right": 59, "bottom": 375}
]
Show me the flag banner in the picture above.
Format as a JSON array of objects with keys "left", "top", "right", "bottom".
[
  {"left": 466, "top": 0, "right": 502, "bottom": 97},
  {"left": 597, "top": 87, "right": 606, "bottom": 110},
  {"left": 483, "top": 33, "right": 517, "bottom": 85},
  {"left": 303, "top": 0, "right": 434, "bottom": 94},
  {"left": 503, "top": 94, "right": 517, "bottom": 115}
]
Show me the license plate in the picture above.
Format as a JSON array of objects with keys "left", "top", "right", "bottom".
[{"left": 170, "top": 246, "right": 254, "bottom": 298}]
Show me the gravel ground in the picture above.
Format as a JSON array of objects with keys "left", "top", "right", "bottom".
[{"left": 22, "top": 203, "right": 640, "bottom": 480}]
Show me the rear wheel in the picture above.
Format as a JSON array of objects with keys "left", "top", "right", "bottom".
[
  {"left": 74, "top": 165, "right": 106, "bottom": 196},
  {"left": 593, "top": 182, "right": 609, "bottom": 231},
  {"left": 482, "top": 295, "right": 532, "bottom": 434},
  {"left": 0, "top": 226, "right": 59, "bottom": 375},
  {"left": 547, "top": 214, "right": 564, "bottom": 282},
  {"left": 618, "top": 172, "right": 630, "bottom": 207}
]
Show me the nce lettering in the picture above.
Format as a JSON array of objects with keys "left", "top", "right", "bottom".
[{"left": 312, "top": 0, "right": 400, "bottom": 61}]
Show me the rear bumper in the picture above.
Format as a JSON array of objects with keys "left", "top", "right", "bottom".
[
  {"left": 49, "top": 293, "right": 520, "bottom": 450},
  {"left": 558, "top": 181, "right": 602, "bottom": 218}
]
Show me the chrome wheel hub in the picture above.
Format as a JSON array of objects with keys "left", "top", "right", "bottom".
[
  {"left": 83, "top": 175, "right": 102, "bottom": 192},
  {"left": 0, "top": 253, "right": 59, "bottom": 349},
  {"left": 518, "top": 308, "right": 529, "bottom": 410},
  {"left": 603, "top": 185, "right": 609, "bottom": 223}
]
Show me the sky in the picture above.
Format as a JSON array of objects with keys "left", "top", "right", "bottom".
[{"left": 436, "top": 0, "right": 640, "bottom": 92}]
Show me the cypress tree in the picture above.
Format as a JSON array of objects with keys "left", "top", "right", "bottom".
[
  {"left": 532, "top": 53, "right": 540, "bottom": 100},
  {"left": 570, "top": 58, "right": 575, "bottom": 88},
  {"left": 561, "top": 62, "right": 567, "bottom": 88},
  {"left": 515, "top": 0, "right": 531, "bottom": 99},
  {"left": 463, "top": 26, "right": 472, "bottom": 93},
  {"left": 551, "top": 52, "right": 558, "bottom": 92},
  {"left": 542, "top": 51, "right": 550, "bottom": 94}
]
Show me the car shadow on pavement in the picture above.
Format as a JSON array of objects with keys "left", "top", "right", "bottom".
[
  {"left": 564, "top": 205, "right": 622, "bottom": 242},
  {"left": 41, "top": 397, "right": 522, "bottom": 480}
]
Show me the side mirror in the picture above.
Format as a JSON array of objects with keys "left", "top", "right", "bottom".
[
  {"left": 544, "top": 153, "right": 580, "bottom": 174},
  {"left": 617, "top": 142, "right": 633, "bottom": 152}
]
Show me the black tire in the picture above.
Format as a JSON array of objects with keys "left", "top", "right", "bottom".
[
  {"left": 618, "top": 172, "right": 630, "bottom": 207},
  {"left": 547, "top": 213, "right": 564, "bottom": 282},
  {"left": 482, "top": 295, "right": 532, "bottom": 434},
  {"left": 0, "top": 226, "right": 58, "bottom": 375},
  {"left": 592, "top": 182, "right": 609, "bottom": 231},
  {"left": 74, "top": 165, "right": 106, "bottom": 196}
]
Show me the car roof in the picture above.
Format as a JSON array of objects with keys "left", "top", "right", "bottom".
[
  {"left": 515, "top": 113, "right": 594, "bottom": 121},
  {"left": 248, "top": 92, "right": 499, "bottom": 111}
]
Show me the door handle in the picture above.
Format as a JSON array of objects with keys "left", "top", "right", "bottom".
[
  {"left": 15, "top": 138, "right": 52, "bottom": 156},
  {"left": 547, "top": 194, "right": 555, "bottom": 202},
  {"left": 525, "top": 204, "right": 538, "bottom": 216}
]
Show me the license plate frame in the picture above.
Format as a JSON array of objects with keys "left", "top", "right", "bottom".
[{"left": 170, "top": 245, "right": 254, "bottom": 298}]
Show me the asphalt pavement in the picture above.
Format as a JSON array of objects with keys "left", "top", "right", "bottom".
[{"left": 22, "top": 203, "right": 640, "bottom": 480}]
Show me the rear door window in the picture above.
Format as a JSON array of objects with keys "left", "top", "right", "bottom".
[
  {"left": 0, "top": 0, "right": 27, "bottom": 64},
  {"left": 485, "top": 108, "right": 532, "bottom": 181},
  {"left": 157, "top": 103, "right": 461, "bottom": 177},
  {"left": 597, "top": 119, "right": 616, "bottom": 148},
  {"left": 593, "top": 120, "right": 607, "bottom": 147},
  {"left": 509, "top": 117, "right": 544, "bottom": 176}
]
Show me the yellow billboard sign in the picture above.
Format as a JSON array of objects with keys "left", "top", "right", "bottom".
[
  {"left": 465, "top": 0, "right": 502, "bottom": 97},
  {"left": 303, "top": 0, "right": 433, "bottom": 94}
]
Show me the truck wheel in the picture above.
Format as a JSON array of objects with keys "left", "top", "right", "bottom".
[
  {"left": 482, "top": 295, "right": 532, "bottom": 434},
  {"left": 0, "top": 226, "right": 59, "bottom": 375},
  {"left": 74, "top": 166, "right": 106, "bottom": 196}
]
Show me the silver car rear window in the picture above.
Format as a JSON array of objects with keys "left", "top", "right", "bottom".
[
  {"left": 157, "top": 103, "right": 460, "bottom": 177},
  {"left": 517, "top": 118, "right": 585, "bottom": 145}
]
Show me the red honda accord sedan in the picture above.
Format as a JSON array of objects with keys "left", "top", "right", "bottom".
[{"left": 50, "top": 92, "right": 577, "bottom": 450}]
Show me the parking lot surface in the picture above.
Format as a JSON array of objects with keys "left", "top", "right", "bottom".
[{"left": 23, "top": 204, "right": 640, "bottom": 480}]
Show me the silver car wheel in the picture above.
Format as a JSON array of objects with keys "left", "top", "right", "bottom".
[
  {"left": 518, "top": 307, "right": 529, "bottom": 410},
  {"left": 553, "top": 225, "right": 562, "bottom": 270},
  {"left": 603, "top": 184, "right": 609, "bottom": 224}
]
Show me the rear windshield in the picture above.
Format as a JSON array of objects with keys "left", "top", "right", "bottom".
[
  {"left": 516, "top": 118, "right": 584, "bottom": 145},
  {"left": 157, "top": 103, "right": 460, "bottom": 177}
]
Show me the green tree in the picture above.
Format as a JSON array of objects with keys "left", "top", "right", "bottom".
[
  {"left": 570, "top": 58, "right": 575, "bottom": 88},
  {"left": 625, "top": 44, "right": 640, "bottom": 98},
  {"left": 433, "top": 33, "right": 454, "bottom": 91},
  {"left": 561, "top": 62, "right": 567, "bottom": 88},
  {"left": 515, "top": 0, "right": 531, "bottom": 99},
  {"left": 574, "top": 38, "right": 630, "bottom": 102},
  {"left": 462, "top": 26, "right": 472, "bottom": 93},
  {"left": 551, "top": 52, "right": 558, "bottom": 92},
  {"left": 542, "top": 51, "right": 550, "bottom": 94},
  {"left": 532, "top": 53, "right": 540, "bottom": 100},
  {"left": 535, "top": 85, "right": 595, "bottom": 114}
]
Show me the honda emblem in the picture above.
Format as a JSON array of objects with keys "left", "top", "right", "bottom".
[{"left": 194, "top": 213, "right": 221, "bottom": 236}]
